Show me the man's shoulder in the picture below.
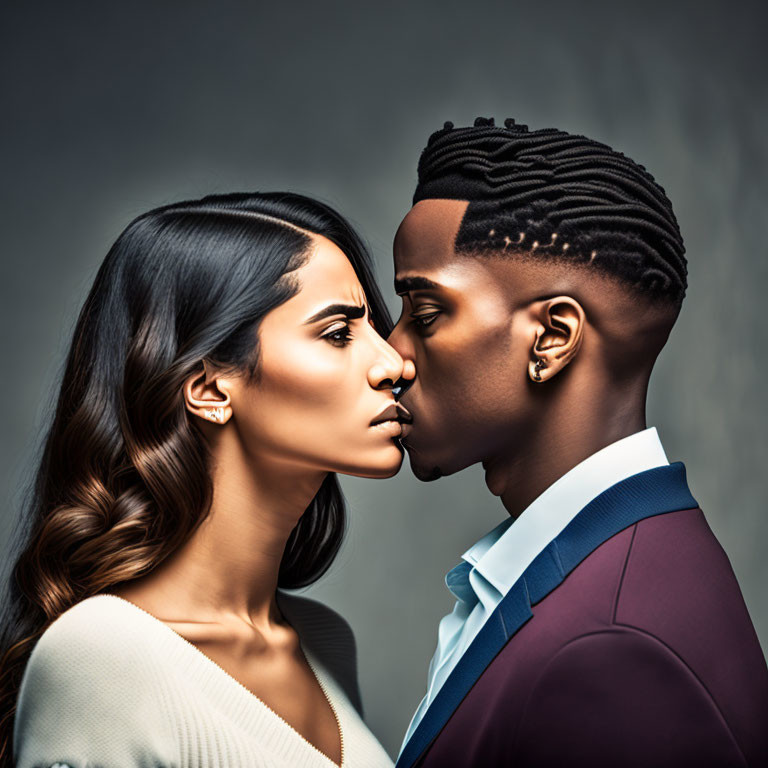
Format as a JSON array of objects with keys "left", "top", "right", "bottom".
[
  {"left": 420, "top": 508, "right": 768, "bottom": 766},
  {"left": 533, "top": 506, "right": 754, "bottom": 644},
  {"left": 493, "top": 506, "right": 759, "bottom": 679},
  {"left": 615, "top": 506, "right": 749, "bottom": 627},
  {"left": 545, "top": 505, "right": 735, "bottom": 623},
  {"left": 522, "top": 508, "right": 767, "bottom": 739}
]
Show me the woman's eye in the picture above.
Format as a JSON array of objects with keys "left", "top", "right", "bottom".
[{"left": 322, "top": 325, "right": 352, "bottom": 347}]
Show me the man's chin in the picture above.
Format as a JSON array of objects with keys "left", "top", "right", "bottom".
[
  {"left": 402, "top": 447, "right": 445, "bottom": 482},
  {"left": 399, "top": 425, "right": 470, "bottom": 481}
]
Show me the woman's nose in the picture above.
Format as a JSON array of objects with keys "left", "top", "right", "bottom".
[
  {"left": 387, "top": 317, "right": 417, "bottom": 367},
  {"left": 368, "top": 333, "right": 409, "bottom": 390},
  {"left": 386, "top": 319, "right": 416, "bottom": 396}
]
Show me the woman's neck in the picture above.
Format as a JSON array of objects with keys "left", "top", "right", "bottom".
[{"left": 116, "top": 431, "right": 326, "bottom": 632}]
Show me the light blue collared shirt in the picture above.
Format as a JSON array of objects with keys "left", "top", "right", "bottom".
[{"left": 399, "top": 427, "right": 670, "bottom": 755}]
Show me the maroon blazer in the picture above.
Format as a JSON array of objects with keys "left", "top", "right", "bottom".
[{"left": 397, "top": 464, "right": 768, "bottom": 768}]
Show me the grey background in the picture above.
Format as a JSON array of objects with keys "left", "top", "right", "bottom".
[{"left": 2, "top": 0, "right": 766, "bottom": 758}]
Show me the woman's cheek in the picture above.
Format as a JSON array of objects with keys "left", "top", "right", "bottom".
[{"left": 276, "top": 340, "right": 352, "bottom": 393}]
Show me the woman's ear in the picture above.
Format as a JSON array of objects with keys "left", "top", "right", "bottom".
[
  {"left": 527, "top": 296, "right": 586, "bottom": 383},
  {"left": 183, "top": 360, "right": 233, "bottom": 424}
]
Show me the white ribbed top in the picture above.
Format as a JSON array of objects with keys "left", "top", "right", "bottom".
[{"left": 13, "top": 593, "right": 394, "bottom": 768}]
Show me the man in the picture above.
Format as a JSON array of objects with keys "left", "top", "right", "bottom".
[{"left": 388, "top": 117, "right": 768, "bottom": 767}]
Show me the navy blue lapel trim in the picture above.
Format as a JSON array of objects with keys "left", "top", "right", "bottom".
[{"left": 396, "top": 462, "right": 697, "bottom": 768}]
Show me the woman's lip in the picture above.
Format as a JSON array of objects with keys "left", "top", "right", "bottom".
[
  {"left": 370, "top": 419, "right": 404, "bottom": 436},
  {"left": 370, "top": 402, "right": 412, "bottom": 427}
]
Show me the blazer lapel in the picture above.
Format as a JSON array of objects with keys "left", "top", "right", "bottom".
[{"left": 396, "top": 462, "right": 698, "bottom": 768}]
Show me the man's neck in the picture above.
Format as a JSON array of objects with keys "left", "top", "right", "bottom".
[{"left": 485, "top": 397, "right": 648, "bottom": 520}]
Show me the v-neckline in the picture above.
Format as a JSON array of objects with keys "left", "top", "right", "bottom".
[{"left": 97, "top": 593, "right": 345, "bottom": 767}]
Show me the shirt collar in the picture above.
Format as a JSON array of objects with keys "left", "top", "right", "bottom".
[{"left": 455, "top": 427, "right": 669, "bottom": 598}]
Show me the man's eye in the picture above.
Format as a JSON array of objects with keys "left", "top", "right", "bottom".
[
  {"left": 322, "top": 325, "right": 352, "bottom": 347},
  {"left": 410, "top": 311, "right": 440, "bottom": 331}
]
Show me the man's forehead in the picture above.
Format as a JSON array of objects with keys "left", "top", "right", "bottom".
[{"left": 393, "top": 198, "right": 470, "bottom": 272}]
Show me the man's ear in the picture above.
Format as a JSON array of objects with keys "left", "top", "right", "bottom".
[
  {"left": 183, "top": 360, "right": 233, "bottom": 424},
  {"left": 527, "top": 296, "right": 586, "bottom": 383}
]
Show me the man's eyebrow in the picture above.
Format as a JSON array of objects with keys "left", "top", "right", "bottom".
[
  {"left": 394, "top": 276, "right": 441, "bottom": 295},
  {"left": 304, "top": 303, "right": 366, "bottom": 324}
]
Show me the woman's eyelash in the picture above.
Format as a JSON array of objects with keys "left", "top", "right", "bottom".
[{"left": 322, "top": 324, "right": 353, "bottom": 347}]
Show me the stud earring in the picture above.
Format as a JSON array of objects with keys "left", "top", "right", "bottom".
[
  {"left": 533, "top": 358, "right": 545, "bottom": 382},
  {"left": 205, "top": 406, "right": 225, "bottom": 422}
]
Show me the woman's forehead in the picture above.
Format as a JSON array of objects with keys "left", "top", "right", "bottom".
[{"left": 272, "top": 235, "right": 367, "bottom": 322}]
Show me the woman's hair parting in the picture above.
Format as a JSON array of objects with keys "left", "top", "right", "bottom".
[
  {"left": 414, "top": 117, "right": 687, "bottom": 308},
  {"left": 0, "top": 191, "right": 391, "bottom": 762}
]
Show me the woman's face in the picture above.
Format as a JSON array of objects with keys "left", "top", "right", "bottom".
[{"left": 230, "top": 234, "right": 409, "bottom": 478}]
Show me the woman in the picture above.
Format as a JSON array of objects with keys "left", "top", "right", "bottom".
[{"left": 0, "top": 192, "right": 413, "bottom": 767}]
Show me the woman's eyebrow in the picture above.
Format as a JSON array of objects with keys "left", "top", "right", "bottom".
[{"left": 304, "top": 303, "right": 366, "bottom": 324}]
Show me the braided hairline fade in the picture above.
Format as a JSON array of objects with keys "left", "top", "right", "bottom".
[{"left": 413, "top": 117, "right": 687, "bottom": 308}]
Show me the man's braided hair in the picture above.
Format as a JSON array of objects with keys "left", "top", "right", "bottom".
[{"left": 414, "top": 117, "right": 687, "bottom": 308}]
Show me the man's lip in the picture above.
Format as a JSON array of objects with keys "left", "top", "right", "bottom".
[{"left": 370, "top": 402, "right": 412, "bottom": 426}]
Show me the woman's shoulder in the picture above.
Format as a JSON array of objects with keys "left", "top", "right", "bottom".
[
  {"left": 14, "top": 595, "right": 177, "bottom": 766},
  {"left": 18, "top": 594, "right": 170, "bottom": 717},
  {"left": 278, "top": 592, "right": 354, "bottom": 639},
  {"left": 25, "top": 594, "right": 160, "bottom": 669},
  {"left": 278, "top": 592, "right": 364, "bottom": 715},
  {"left": 277, "top": 592, "right": 359, "bottom": 666}
]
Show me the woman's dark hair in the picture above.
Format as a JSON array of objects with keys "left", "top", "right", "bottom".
[{"left": 0, "top": 191, "right": 392, "bottom": 761}]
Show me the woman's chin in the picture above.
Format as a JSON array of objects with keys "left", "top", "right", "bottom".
[{"left": 340, "top": 443, "right": 405, "bottom": 479}]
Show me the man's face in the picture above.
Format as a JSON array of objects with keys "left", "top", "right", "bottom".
[{"left": 388, "top": 199, "right": 535, "bottom": 481}]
